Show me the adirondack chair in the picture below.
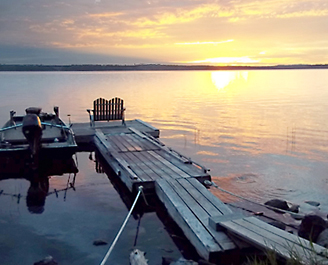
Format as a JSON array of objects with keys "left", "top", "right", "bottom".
[{"left": 87, "top": 97, "right": 126, "bottom": 127}]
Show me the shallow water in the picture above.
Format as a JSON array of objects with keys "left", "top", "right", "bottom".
[
  {"left": 0, "top": 152, "right": 183, "bottom": 265},
  {"left": 1, "top": 70, "right": 328, "bottom": 263}
]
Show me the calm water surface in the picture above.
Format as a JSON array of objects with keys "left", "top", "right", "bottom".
[
  {"left": 0, "top": 152, "right": 181, "bottom": 265},
  {"left": 1, "top": 70, "right": 328, "bottom": 263}
]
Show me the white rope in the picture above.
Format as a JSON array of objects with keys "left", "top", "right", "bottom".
[{"left": 100, "top": 186, "right": 144, "bottom": 265}]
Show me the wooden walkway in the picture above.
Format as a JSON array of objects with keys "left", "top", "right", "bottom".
[
  {"left": 210, "top": 215, "right": 328, "bottom": 264},
  {"left": 73, "top": 120, "right": 328, "bottom": 264},
  {"left": 156, "top": 178, "right": 236, "bottom": 261},
  {"left": 84, "top": 123, "right": 237, "bottom": 261},
  {"left": 94, "top": 127, "right": 210, "bottom": 193},
  {"left": 72, "top": 119, "right": 159, "bottom": 145}
]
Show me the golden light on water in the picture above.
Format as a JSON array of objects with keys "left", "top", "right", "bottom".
[{"left": 211, "top": 71, "right": 248, "bottom": 90}]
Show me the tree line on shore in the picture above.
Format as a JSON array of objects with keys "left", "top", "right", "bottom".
[{"left": 0, "top": 64, "right": 327, "bottom": 71}]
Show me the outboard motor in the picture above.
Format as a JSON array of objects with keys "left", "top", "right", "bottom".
[{"left": 22, "top": 113, "right": 42, "bottom": 156}]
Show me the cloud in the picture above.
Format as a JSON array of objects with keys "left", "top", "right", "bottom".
[
  {"left": 0, "top": 44, "right": 154, "bottom": 64},
  {"left": 187, "top": 56, "right": 260, "bottom": 64},
  {"left": 175, "top": 39, "right": 234, "bottom": 45},
  {"left": 0, "top": 0, "right": 328, "bottom": 64}
]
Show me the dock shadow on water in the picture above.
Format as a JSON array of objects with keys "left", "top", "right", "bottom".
[{"left": 0, "top": 152, "right": 187, "bottom": 265}]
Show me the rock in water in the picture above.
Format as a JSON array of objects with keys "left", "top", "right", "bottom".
[
  {"left": 93, "top": 239, "right": 108, "bottom": 246},
  {"left": 268, "top": 221, "right": 286, "bottom": 231},
  {"left": 298, "top": 215, "right": 328, "bottom": 242},
  {"left": 264, "top": 199, "right": 289, "bottom": 213},
  {"left": 305, "top": 201, "right": 320, "bottom": 207},
  {"left": 288, "top": 204, "right": 300, "bottom": 213},
  {"left": 34, "top": 256, "right": 58, "bottom": 265},
  {"left": 317, "top": 229, "right": 328, "bottom": 248},
  {"left": 130, "top": 249, "right": 148, "bottom": 265},
  {"left": 170, "top": 257, "right": 198, "bottom": 265}
]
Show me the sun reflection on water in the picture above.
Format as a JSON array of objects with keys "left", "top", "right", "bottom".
[
  {"left": 1, "top": 70, "right": 328, "bottom": 210},
  {"left": 211, "top": 71, "right": 248, "bottom": 90}
]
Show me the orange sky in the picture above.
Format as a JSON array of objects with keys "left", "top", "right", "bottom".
[{"left": 1, "top": 0, "right": 328, "bottom": 65}]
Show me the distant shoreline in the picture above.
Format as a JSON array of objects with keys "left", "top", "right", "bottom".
[{"left": 0, "top": 64, "right": 328, "bottom": 71}]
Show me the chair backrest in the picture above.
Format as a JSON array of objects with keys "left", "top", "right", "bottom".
[{"left": 93, "top": 97, "right": 124, "bottom": 121}]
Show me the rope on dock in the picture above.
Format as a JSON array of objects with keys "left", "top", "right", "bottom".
[
  {"left": 100, "top": 186, "right": 144, "bottom": 265},
  {"left": 204, "top": 180, "right": 304, "bottom": 217}
]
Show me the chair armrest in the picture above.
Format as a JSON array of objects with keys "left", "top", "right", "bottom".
[
  {"left": 121, "top": 107, "right": 126, "bottom": 125},
  {"left": 86, "top": 109, "right": 94, "bottom": 126}
]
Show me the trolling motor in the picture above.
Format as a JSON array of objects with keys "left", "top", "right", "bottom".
[{"left": 22, "top": 107, "right": 42, "bottom": 157}]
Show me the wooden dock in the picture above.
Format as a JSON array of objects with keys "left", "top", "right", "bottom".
[
  {"left": 72, "top": 119, "right": 159, "bottom": 145},
  {"left": 156, "top": 178, "right": 236, "bottom": 261},
  {"left": 73, "top": 120, "right": 328, "bottom": 264},
  {"left": 210, "top": 215, "right": 328, "bottom": 264},
  {"left": 73, "top": 120, "right": 237, "bottom": 261},
  {"left": 94, "top": 127, "right": 210, "bottom": 193}
]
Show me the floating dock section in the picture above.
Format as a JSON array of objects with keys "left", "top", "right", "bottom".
[
  {"left": 92, "top": 124, "right": 237, "bottom": 261},
  {"left": 74, "top": 120, "right": 237, "bottom": 261},
  {"left": 73, "top": 120, "right": 328, "bottom": 264},
  {"left": 94, "top": 127, "right": 210, "bottom": 193}
]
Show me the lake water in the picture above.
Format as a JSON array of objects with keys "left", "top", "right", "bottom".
[{"left": 1, "top": 70, "right": 328, "bottom": 263}]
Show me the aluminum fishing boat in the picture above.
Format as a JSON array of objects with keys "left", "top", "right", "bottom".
[{"left": 0, "top": 106, "right": 77, "bottom": 159}]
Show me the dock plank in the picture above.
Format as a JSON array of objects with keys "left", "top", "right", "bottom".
[
  {"left": 245, "top": 217, "right": 328, "bottom": 255},
  {"left": 95, "top": 130, "right": 142, "bottom": 182},
  {"left": 177, "top": 178, "right": 232, "bottom": 216},
  {"left": 141, "top": 151, "right": 186, "bottom": 180},
  {"left": 148, "top": 151, "right": 192, "bottom": 179},
  {"left": 119, "top": 152, "right": 156, "bottom": 181},
  {"left": 109, "top": 135, "right": 130, "bottom": 152},
  {"left": 125, "top": 132, "right": 162, "bottom": 152},
  {"left": 186, "top": 178, "right": 232, "bottom": 215},
  {"left": 129, "top": 127, "right": 165, "bottom": 148},
  {"left": 213, "top": 216, "right": 328, "bottom": 264},
  {"left": 134, "top": 119, "right": 160, "bottom": 137},
  {"left": 135, "top": 151, "right": 175, "bottom": 179},
  {"left": 108, "top": 151, "right": 142, "bottom": 180},
  {"left": 155, "top": 179, "right": 222, "bottom": 261},
  {"left": 153, "top": 149, "right": 209, "bottom": 179},
  {"left": 123, "top": 134, "right": 143, "bottom": 151},
  {"left": 166, "top": 179, "right": 235, "bottom": 251},
  {"left": 94, "top": 136, "right": 135, "bottom": 191}
]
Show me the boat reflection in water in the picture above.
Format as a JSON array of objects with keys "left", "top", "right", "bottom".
[
  {"left": 25, "top": 174, "right": 50, "bottom": 214},
  {"left": 0, "top": 154, "right": 78, "bottom": 214}
]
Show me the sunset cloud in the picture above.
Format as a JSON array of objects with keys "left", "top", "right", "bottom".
[
  {"left": 1, "top": 0, "right": 328, "bottom": 64},
  {"left": 187, "top": 57, "right": 260, "bottom": 65},
  {"left": 175, "top": 40, "right": 234, "bottom": 45}
]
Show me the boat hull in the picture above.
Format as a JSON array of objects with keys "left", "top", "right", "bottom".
[
  {"left": 0, "top": 144, "right": 77, "bottom": 158},
  {"left": 0, "top": 109, "right": 78, "bottom": 158}
]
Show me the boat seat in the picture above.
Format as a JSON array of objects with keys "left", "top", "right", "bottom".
[
  {"left": 87, "top": 97, "right": 126, "bottom": 127},
  {"left": 25, "top": 107, "right": 42, "bottom": 115}
]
